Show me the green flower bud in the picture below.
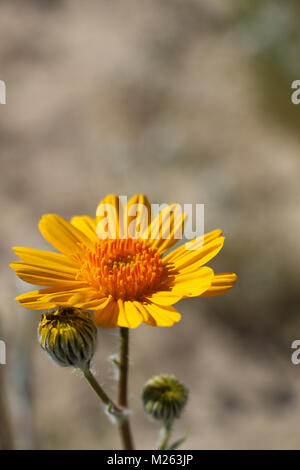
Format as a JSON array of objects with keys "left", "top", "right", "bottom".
[
  {"left": 38, "top": 306, "right": 97, "bottom": 369},
  {"left": 142, "top": 375, "right": 188, "bottom": 422}
]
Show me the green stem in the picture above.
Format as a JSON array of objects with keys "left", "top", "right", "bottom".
[
  {"left": 118, "top": 327, "right": 135, "bottom": 450},
  {"left": 158, "top": 420, "right": 173, "bottom": 450},
  {"left": 83, "top": 367, "right": 122, "bottom": 415}
]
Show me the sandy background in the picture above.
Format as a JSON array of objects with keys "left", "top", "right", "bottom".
[{"left": 1, "top": 0, "right": 300, "bottom": 449}]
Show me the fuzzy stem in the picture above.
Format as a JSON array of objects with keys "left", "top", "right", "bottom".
[
  {"left": 157, "top": 420, "right": 173, "bottom": 450},
  {"left": 83, "top": 367, "right": 122, "bottom": 414},
  {"left": 118, "top": 327, "right": 135, "bottom": 450}
]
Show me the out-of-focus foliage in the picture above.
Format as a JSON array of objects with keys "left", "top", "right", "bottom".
[{"left": 233, "top": 0, "right": 300, "bottom": 132}]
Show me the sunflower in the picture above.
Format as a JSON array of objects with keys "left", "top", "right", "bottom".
[{"left": 10, "top": 194, "right": 237, "bottom": 328}]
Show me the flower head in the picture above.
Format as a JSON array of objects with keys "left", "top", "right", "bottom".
[
  {"left": 38, "top": 306, "right": 97, "bottom": 369},
  {"left": 10, "top": 194, "right": 237, "bottom": 328},
  {"left": 142, "top": 375, "right": 188, "bottom": 421}
]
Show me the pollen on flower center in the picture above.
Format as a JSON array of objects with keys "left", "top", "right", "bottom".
[{"left": 75, "top": 238, "right": 164, "bottom": 300}]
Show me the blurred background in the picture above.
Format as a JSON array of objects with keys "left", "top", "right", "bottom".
[{"left": 1, "top": 0, "right": 300, "bottom": 449}]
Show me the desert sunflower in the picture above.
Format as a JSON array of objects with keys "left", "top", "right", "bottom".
[{"left": 10, "top": 194, "right": 237, "bottom": 328}]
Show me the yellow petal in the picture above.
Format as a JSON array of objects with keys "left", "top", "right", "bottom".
[
  {"left": 117, "top": 299, "right": 144, "bottom": 328},
  {"left": 43, "top": 289, "right": 98, "bottom": 305},
  {"left": 142, "top": 203, "right": 186, "bottom": 254},
  {"left": 16, "top": 299, "right": 56, "bottom": 310},
  {"left": 10, "top": 262, "right": 81, "bottom": 287},
  {"left": 164, "top": 229, "right": 222, "bottom": 263},
  {"left": 141, "top": 302, "right": 181, "bottom": 327},
  {"left": 144, "top": 291, "right": 182, "bottom": 306},
  {"left": 166, "top": 236, "right": 224, "bottom": 271},
  {"left": 126, "top": 195, "right": 151, "bottom": 239},
  {"left": 132, "top": 301, "right": 156, "bottom": 326},
  {"left": 12, "top": 247, "right": 78, "bottom": 272},
  {"left": 70, "top": 216, "right": 98, "bottom": 242},
  {"left": 39, "top": 214, "right": 93, "bottom": 255},
  {"left": 76, "top": 295, "right": 110, "bottom": 310},
  {"left": 200, "top": 272, "right": 237, "bottom": 297},
  {"left": 15, "top": 284, "right": 88, "bottom": 310},
  {"left": 96, "top": 194, "right": 125, "bottom": 239},
  {"left": 93, "top": 299, "right": 119, "bottom": 328},
  {"left": 16, "top": 285, "right": 82, "bottom": 302},
  {"left": 156, "top": 211, "right": 186, "bottom": 254},
  {"left": 169, "top": 266, "right": 214, "bottom": 297}
]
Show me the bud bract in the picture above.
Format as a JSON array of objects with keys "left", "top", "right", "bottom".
[
  {"left": 142, "top": 374, "right": 188, "bottom": 421},
  {"left": 38, "top": 306, "right": 97, "bottom": 369}
]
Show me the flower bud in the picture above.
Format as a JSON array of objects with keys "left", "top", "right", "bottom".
[
  {"left": 142, "top": 375, "right": 188, "bottom": 422},
  {"left": 38, "top": 306, "right": 97, "bottom": 369}
]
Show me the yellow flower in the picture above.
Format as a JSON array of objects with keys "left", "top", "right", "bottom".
[{"left": 10, "top": 194, "right": 237, "bottom": 328}]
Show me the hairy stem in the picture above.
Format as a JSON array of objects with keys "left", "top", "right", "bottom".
[
  {"left": 118, "top": 327, "right": 135, "bottom": 450},
  {"left": 158, "top": 420, "right": 173, "bottom": 450},
  {"left": 83, "top": 367, "right": 121, "bottom": 414}
]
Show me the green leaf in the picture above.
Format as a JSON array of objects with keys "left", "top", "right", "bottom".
[
  {"left": 108, "top": 354, "right": 120, "bottom": 369},
  {"left": 168, "top": 431, "right": 189, "bottom": 450}
]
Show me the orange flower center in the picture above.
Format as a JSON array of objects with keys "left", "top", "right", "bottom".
[{"left": 75, "top": 238, "right": 164, "bottom": 300}]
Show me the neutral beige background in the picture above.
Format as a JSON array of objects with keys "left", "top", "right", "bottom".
[{"left": 1, "top": 0, "right": 300, "bottom": 449}]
